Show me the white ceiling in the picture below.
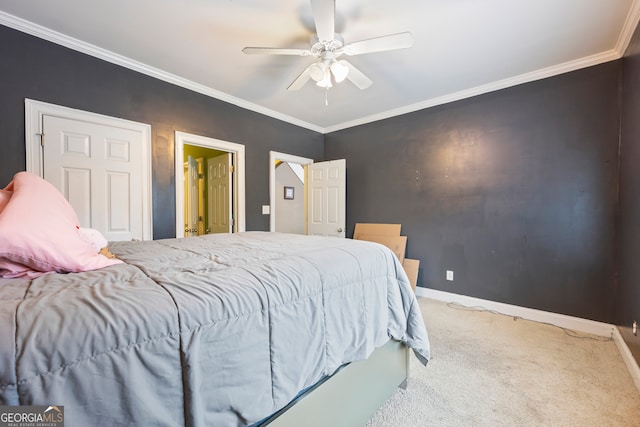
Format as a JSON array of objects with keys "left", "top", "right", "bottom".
[{"left": 1, "top": 0, "right": 639, "bottom": 133}]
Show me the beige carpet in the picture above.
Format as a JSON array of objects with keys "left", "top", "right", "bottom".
[{"left": 367, "top": 298, "right": 640, "bottom": 427}]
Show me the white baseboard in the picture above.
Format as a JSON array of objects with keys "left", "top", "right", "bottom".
[
  {"left": 612, "top": 327, "right": 640, "bottom": 393},
  {"left": 416, "top": 287, "right": 640, "bottom": 393},
  {"left": 416, "top": 287, "right": 614, "bottom": 336}
]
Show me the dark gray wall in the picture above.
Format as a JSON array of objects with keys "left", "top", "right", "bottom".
[
  {"left": 0, "top": 23, "right": 634, "bottom": 329},
  {"left": 619, "top": 22, "right": 640, "bottom": 360},
  {"left": 326, "top": 62, "right": 621, "bottom": 323},
  {"left": 0, "top": 25, "right": 324, "bottom": 238}
]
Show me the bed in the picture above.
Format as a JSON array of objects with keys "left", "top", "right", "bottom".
[{"left": 0, "top": 173, "right": 430, "bottom": 426}]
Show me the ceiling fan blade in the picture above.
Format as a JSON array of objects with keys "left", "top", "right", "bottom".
[
  {"left": 311, "top": 0, "right": 335, "bottom": 42},
  {"left": 287, "top": 65, "right": 313, "bottom": 91},
  {"left": 342, "top": 32, "right": 413, "bottom": 56},
  {"left": 343, "top": 61, "right": 372, "bottom": 90},
  {"left": 242, "top": 47, "right": 312, "bottom": 56}
]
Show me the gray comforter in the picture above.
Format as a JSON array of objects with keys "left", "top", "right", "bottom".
[{"left": 0, "top": 232, "right": 429, "bottom": 426}]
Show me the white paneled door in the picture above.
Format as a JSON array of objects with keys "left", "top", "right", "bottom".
[
  {"left": 306, "top": 159, "right": 346, "bottom": 237},
  {"left": 42, "top": 114, "right": 145, "bottom": 241},
  {"left": 207, "top": 153, "right": 232, "bottom": 234}
]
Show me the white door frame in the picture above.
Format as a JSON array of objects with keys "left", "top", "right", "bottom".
[
  {"left": 24, "top": 99, "right": 153, "bottom": 240},
  {"left": 175, "top": 131, "right": 245, "bottom": 237},
  {"left": 269, "top": 151, "right": 314, "bottom": 232}
]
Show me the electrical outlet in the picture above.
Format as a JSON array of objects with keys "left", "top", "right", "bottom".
[{"left": 446, "top": 270, "right": 454, "bottom": 281}]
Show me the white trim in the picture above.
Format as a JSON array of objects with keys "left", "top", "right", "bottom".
[
  {"left": 175, "top": 131, "right": 245, "bottom": 237},
  {"left": 269, "top": 151, "right": 314, "bottom": 232},
  {"left": 615, "top": 0, "right": 640, "bottom": 57},
  {"left": 24, "top": 99, "right": 153, "bottom": 240},
  {"left": 0, "top": 11, "right": 323, "bottom": 134},
  {"left": 323, "top": 50, "right": 621, "bottom": 133},
  {"left": 612, "top": 327, "right": 640, "bottom": 393},
  {"left": 416, "top": 287, "right": 614, "bottom": 337},
  {"left": 4, "top": 6, "right": 639, "bottom": 135},
  {"left": 417, "top": 287, "right": 640, "bottom": 394}
]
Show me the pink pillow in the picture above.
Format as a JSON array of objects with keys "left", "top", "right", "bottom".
[
  {"left": 0, "top": 172, "right": 122, "bottom": 278},
  {"left": 0, "top": 189, "right": 11, "bottom": 214}
]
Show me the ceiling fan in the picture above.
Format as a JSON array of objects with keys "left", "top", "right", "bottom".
[{"left": 242, "top": 0, "right": 413, "bottom": 91}]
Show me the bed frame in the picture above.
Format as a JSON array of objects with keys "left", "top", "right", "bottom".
[{"left": 263, "top": 339, "right": 409, "bottom": 426}]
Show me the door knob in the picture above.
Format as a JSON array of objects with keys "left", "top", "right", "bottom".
[{"left": 337, "top": 228, "right": 343, "bottom": 233}]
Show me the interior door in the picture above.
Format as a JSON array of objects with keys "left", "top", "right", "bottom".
[
  {"left": 184, "top": 155, "right": 199, "bottom": 237},
  {"left": 207, "top": 153, "right": 232, "bottom": 233},
  {"left": 42, "top": 114, "right": 144, "bottom": 241},
  {"left": 196, "top": 158, "right": 205, "bottom": 235},
  {"left": 306, "top": 159, "right": 346, "bottom": 237}
]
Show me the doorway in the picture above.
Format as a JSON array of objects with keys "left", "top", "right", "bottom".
[
  {"left": 182, "top": 146, "right": 230, "bottom": 236},
  {"left": 269, "top": 152, "right": 313, "bottom": 233},
  {"left": 269, "top": 153, "right": 346, "bottom": 238},
  {"left": 175, "top": 132, "right": 245, "bottom": 237}
]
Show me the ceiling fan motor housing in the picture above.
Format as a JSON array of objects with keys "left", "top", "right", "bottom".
[{"left": 310, "top": 34, "right": 344, "bottom": 56}]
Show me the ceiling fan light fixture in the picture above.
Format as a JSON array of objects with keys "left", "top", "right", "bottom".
[
  {"left": 330, "top": 60, "right": 349, "bottom": 83},
  {"left": 316, "top": 69, "right": 333, "bottom": 88},
  {"left": 309, "top": 62, "right": 327, "bottom": 82}
]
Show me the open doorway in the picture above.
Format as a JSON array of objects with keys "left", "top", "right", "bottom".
[
  {"left": 183, "top": 146, "right": 230, "bottom": 236},
  {"left": 175, "top": 132, "right": 245, "bottom": 238},
  {"left": 269, "top": 151, "right": 313, "bottom": 233}
]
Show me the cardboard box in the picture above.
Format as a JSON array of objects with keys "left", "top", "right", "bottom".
[
  {"left": 354, "top": 223, "right": 417, "bottom": 291},
  {"left": 353, "top": 223, "right": 401, "bottom": 239},
  {"left": 402, "top": 259, "right": 420, "bottom": 292},
  {"left": 357, "top": 234, "right": 407, "bottom": 263}
]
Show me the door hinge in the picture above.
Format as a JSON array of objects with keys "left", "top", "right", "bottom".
[
  {"left": 229, "top": 165, "right": 234, "bottom": 173},
  {"left": 37, "top": 132, "right": 44, "bottom": 147}
]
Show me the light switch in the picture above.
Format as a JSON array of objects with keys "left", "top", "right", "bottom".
[{"left": 262, "top": 205, "right": 270, "bottom": 215}]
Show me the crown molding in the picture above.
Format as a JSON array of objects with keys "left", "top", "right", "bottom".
[
  {"left": 615, "top": 0, "right": 640, "bottom": 56},
  {"left": 324, "top": 0, "right": 640, "bottom": 133},
  {"left": 0, "top": 11, "right": 324, "bottom": 134},
  {"left": 1, "top": 5, "right": 637, "bottom": 136},
  {"left": 324, "top": 49, "right": 621, "bottom": 133}
]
